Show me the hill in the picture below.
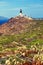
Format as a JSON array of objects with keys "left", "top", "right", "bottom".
[
  {"left": 0, "top": 15, "right": 43, "bottom": 65},
  {"left": 0, "top": 16, "right": 43, "bottom": 35}
]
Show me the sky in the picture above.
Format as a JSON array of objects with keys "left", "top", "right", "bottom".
[{"left": 0, "top": 0, "right": 43, "bottom": 18}]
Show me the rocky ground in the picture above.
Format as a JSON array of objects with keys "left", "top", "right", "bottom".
[{"left": 0, "top": 16, "right": 43, "bottom": 65}]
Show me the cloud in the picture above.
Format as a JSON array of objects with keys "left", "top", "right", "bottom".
[
  {"left": 7, "top": 8, "right": 20, "bottom": 11},
  {"left": 7, "top": 7, "right": 27, "bottom": 11},
  {"left": 28, "top": 4, "right": 43, "bottom": 7},
  {"left": 0, "top": 1, "right": 8, "bottom": 6},
  {"left": 0, "top": 7, "right": 27, "bottom": 11},
  {"left": 0, "top": 8, "right": 19, "bottom": 11}
]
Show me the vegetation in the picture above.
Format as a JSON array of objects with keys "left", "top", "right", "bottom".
[{"left": 0, "top": 20, "right": 43, "bottom": 65}]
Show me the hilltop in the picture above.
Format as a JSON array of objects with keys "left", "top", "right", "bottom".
[
  {"left": 0, "top": 15, "right": 43, "bottom": 35},
  {"left": 0, "top": 16, "right": 33, "bottom": 35}
]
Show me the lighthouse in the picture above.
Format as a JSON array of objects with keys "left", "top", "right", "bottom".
[
  {"left": 20, "top": 9, "right": 22, "bottom": 13},
  {"left": 19, "top": 9, "right": 23, "bottom": 17}
]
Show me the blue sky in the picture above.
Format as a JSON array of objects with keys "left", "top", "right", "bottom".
[{"left": 0, "top": 0, "right": 43, "bottom": 18}]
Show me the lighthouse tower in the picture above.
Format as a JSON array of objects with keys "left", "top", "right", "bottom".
[{"left": 19, "top": 9, "right": 23, "bottom": 17}]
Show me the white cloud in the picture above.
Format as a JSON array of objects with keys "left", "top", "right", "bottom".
[
  {"left": 7, "top": 7, "right": 27, "bottom": 11},
  {"left": 0, "top": 7, "right": 27, "bottom": 11},
  {"left": 7, "top": 8, "right": 20, "bottom": 11},
  {"left": 28, "top": 4, "right": 43, "bottom": 7},
  {"left": 0, "top": 8, "right": 20, "bottom": 11},
  {"left": 0, "top": 1, "right": 8, "bottom": 6}
]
